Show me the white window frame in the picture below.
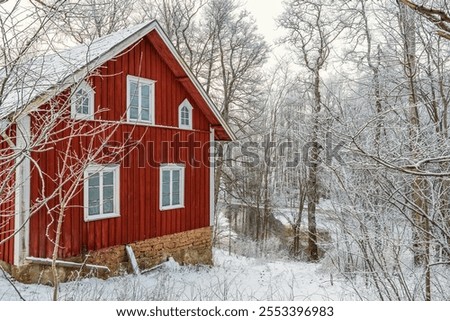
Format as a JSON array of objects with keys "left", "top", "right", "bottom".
[
  {"left": 160, "top": 164, "right": 185, "bottom": 211},
  {"left": 178, "top": 98, "right": 193, "bottom": 129},
  {"left": 71, "top": 80, "right": 95, "bottom": 119},
  {"left": 127, "top": 75, "right": 155, "bottom": 124},
  {"left": 84, "top": 164, "right": 120, "bottom": 222}
]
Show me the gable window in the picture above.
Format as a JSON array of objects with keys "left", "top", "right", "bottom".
[
  {"left": 178, "top": 99, "right": 192, "bottom": 129},
  {"left": 71, "top": 81, "right": 94, "bottom": 119},
  {"left": 127, "top": 75, "right": 155, "bottom": 124},
  {"left": 160, "top": 164, "right": 185, "bottom": 210},
  {"left": 84, "top": 164, "right": 120, "bottom": 221}
]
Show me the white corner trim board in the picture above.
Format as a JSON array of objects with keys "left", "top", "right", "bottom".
[
  {"left": 210, "top": 128, "right": 215, "bottom": 227},
  {"left": 14, "top": 115, "right": 31, "bottom": 266}
]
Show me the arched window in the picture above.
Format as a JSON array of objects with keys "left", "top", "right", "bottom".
[
  {"left": 178, "top": 99, "right": 192, "bottom": 129},
  {"left": 71, "top": 81, "right": 94, "bottom": 119}
]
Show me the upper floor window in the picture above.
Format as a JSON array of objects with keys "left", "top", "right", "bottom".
[
  {"left": 178, "top": 99, "right": 192, "bottom": 129},
  {"left": 84, "top": 164, "right": 120, "bottom": 222},
  {"left": 71, "top": 81, "right": 94, "bottom": 119},
  {"left": 127, "top": 75, "right": 155, "bottom": 124}
]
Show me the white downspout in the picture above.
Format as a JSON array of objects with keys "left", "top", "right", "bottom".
[{"left": 14, "top": 115, "right": 31, "bottom": 266}]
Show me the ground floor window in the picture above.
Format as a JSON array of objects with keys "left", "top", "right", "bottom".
[
  {"left": 160, "top": 164, "right": 184, "bottom": 210},
  {"left": 84, "top": 164, "right": 120, "bottom": 221}
]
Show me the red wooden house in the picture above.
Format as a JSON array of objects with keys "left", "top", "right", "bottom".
[{"left": 0, "top": 20, "right": 233, "bottom": 283}]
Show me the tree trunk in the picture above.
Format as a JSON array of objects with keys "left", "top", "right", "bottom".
[
  {"left": 306, "top": 69, "right": 321, "bottom": 262},
  {"left": 399, "top": 3, "right": 430, "bottom": 267}
]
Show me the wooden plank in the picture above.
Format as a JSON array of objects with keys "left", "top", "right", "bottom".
[
  {"left": 26, "top": 256, "right": 110, "bottom": 272},
  {"left": 125, "top": 244, "right": 140, "bottom": 275}
]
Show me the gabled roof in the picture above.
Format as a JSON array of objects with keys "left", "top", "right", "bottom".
[{"left": 0, "top": 20, "right": 234, "bottom": 141}]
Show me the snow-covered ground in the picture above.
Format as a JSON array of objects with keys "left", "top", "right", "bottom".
[
  {"left": 0, "top": 249, "right": 362, "bottom": 301},
  {"left": 2, "top": 202, "right": 448, "bottom": 301},
  {"left": 272, "top": 198, "right": 338, "bottom": 228}
]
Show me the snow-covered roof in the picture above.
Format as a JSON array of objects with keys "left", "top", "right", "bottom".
[{"left": 0, "top": 22, "right": 152, "bottom": 120}]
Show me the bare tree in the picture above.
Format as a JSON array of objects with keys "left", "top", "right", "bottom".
[
  {"left": 398, "top": 0, "right": 450, "bottom": 40},
  {"left": 31, "top": 0, "right": 137, "bottom": 45},
  {"left": 278, "top": 0, "right": 345, "bottom": 261},
  {"left": 1, "top": 3, "right": 141, "bottom": 300}
]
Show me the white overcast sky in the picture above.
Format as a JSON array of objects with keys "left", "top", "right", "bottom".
[
  {"left": 1, "top": 0, "right": 287, "bottom": 61},
  {"left": 243, "top": 0, "right": 287, "bottom": 64},
  {"left": 2, "top": 0, "right": 285, "bottom": 44},
  {"left": 244, "top": 0, "right": 284, "bottom": 44}
]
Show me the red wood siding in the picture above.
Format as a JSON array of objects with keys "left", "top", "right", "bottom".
[
  {"left": 0, "top": 126, "right": 16, "bottom": 264},
  {"left": 28, "top": 34, "right": 213, "bottom": 259},
  {"left": 95, "top": 37, "right": 210, "bottom": 131}
]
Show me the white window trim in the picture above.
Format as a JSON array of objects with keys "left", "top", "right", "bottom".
[
  {"left": 178, "top": 98, "right": 193, "bottom": 129},
  {"left": 126, "top": 75, "right": 156, "bottom": 124},
  {"left": 160, "top": 164, "right": 185, "bottom": 211},
  {"left": 84, "top": 164, "right": 120, "bottom": 222},
  {"left": 71, "top": 80, "right": 95, "bottom": 120}
]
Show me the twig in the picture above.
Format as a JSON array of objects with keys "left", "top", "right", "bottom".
[{"left": 0, "top": 265, "right": 26, "bottom": 301}]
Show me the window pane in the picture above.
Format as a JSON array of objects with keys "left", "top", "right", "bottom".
[
  {"left": 104, "top": 171, "right": 115, "bottom": 214},
  {"left": 141, "top": 108, "right": 149, "bottom": 121},
  {"left": 141, "top": 84, "right": 150, "bottom": 109},
  {"left": 88, "top": 173, "right": 99, "bottom": 187},
  {"left": 130, "top": 94, "right": 138, "bottom": 107},
  {"left": 88, "top": 186, "right": 100, "bottom": 216},
  {"left": 181, "top": 106, "right": 189, "bottom": 125},
  {"left": 172, "top": 192, "right": 180, "bottom": 205},
  {"left": 162, "top": 170, "right": 170, "bottom": 184},
  {"left": 172, "top": 180, "right": 179, "bottom": 193},
  {"left": 162, "top": 181, "right": 170, "bottom": 206},
  {"left": 103, "top": 199, "right": 114, "bottom": 214},
  {"left": 103, "top": 171, "right": 114, "bottom": 185},
  {"left": 86, "top": 167, "right": 119, "bottom": 218},
  {"left": 130, "top": 106, "right": 139, "bottom": 120},
  {"left": 89, "top": 186, "right": 100, "bottom": 200},
  {"left": 75, "top": 89, "right": 90, "bottom": 115},
  {"left": 162, "top": 179, "right": 170, "bottom": 192},
  {"left": 89, "top": 204, "right": 100, "bottom": 216},
  {"left": 172, "top": 170, "right": 179, "bottom": 182},
  {"left": 162, "top": 193, "right": 170, "bottom": 206},
  {"left": 172, "top": 170, "right": 180, "bottom": 205},
  {"left": 141, "top": 84, "right": 149, "bottom": 97},
  {"left": 129, "top": 81, "right": 138, "bottom": 107},
  {"left": 82, "top": 98, "right": 89, "bottom": 114},
  {"left": 162, "top": 170, "right": 170, "bottom": 206},
  {"left": 103, "top": 185, "right": 114, "bottom": 200}
]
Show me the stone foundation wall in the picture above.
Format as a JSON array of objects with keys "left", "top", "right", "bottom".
[{"left": 8, "top": 227, "right": 212, "bottom": 284}]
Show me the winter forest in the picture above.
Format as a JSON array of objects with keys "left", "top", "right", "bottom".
[{"left": 1, "top": 0, "right": 450, "bottom": 301}]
